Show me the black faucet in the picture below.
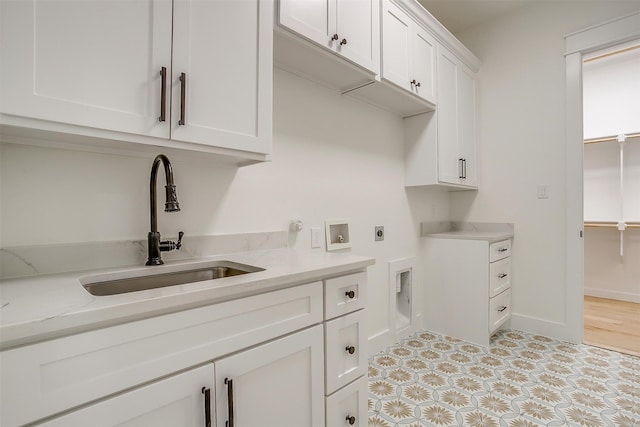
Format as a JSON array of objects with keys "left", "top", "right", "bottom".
[{"left": 146, "top": 154, "right": 183, "bottom": 266}]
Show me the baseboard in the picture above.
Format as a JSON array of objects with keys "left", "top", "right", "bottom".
[
  {"left": 368, "top": 328, "right": 393, "bottom": 356},
  {"left": 509, "top": 313, "right": 580, "bottom": 344},
  {"left": 584, "top": 288, "right": 640, "bottom": 303}
]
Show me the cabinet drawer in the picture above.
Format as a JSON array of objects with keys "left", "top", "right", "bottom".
[
  {"left": 0, "top": 282, "right": 322, "bottom": 427},
  {"left": 326, "top": 376, "right": 367, "bottom": 427},
  {"left": 324, "top": 309, "right": 367, "bottom": 394},
  {"left": 324, "top": 272, "right": 367, "bottom": 320},
  {"left": 489, "top": 257, "right": 511, "bottom": 297},
  {"left": 489, "top": 240, "right": 511, "bottom": 262},
  {"left": 489, "top": 288, "right": 511, "bottom": 334}
]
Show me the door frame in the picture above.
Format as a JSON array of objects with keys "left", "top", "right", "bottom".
[{"left": 564, "top": 11, "right": 640, "bottom": 343}]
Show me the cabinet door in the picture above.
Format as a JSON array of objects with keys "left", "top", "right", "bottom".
[
  {"left": 171, "top": 0, "right": 272, "bottom": 154},
  {"left": 457, "top": 63, "right": 478, "bottom": 186},
  {"left": 411, "top": 26, "right": 436, "bottom": 103},
  {"left": 335, "top": 0, "right": 379, "bottom": 73},
  {"left": 436, "top": 46, "right": 461, "bottom": 185},
  {"left": 0, "top": 0, "right": 172, "bottom": 138},
  {"left": 279, "top": 0, "right": 336, "bottom": 49},
  {"left": 215, "top": 325, "right": 325, "bottom": 427},
  {"left": 381, "top": 0, "right": 412, "bottom": 92},
  {"left": 38, "top": 365, "right": 212, "bottom": 427}
]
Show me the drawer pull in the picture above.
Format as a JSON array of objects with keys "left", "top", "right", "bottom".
[
  {"left": 331, "top": 34, "right": 339, "bottom": 41},
  {"left": 201, "top": 387, "right": 211, "bottom": 427},
  {"left": 346, "top": 415, "right": 356, "bottom": 425},
  {"left": 498, "top": 273, "right": 508, "bottom": 279},
  {"left": 497, "top": 305, "right": 507, "bottom": 312},
  {"left": 345, "top": 345, "right": 356, "bottom": 355},
  {"left": 345, "top": 290, "right": 356, "bottom": 299},
  {"left": 224, "top": 378, "right": 234, "bottom": 427},
  {"left": 498, "top": 247, "right": 508, "bottom": 252}
]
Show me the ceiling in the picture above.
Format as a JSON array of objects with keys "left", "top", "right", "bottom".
[{"left": 417, "top": 0, "right": 532, "bottom": 34}]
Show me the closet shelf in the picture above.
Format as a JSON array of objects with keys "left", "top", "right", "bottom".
[
  {"left": 584, "top": 132, "right": 640, "bottom": 144},
  {"left": 584, "top": 221, "right": 640, "bottom": 228}
]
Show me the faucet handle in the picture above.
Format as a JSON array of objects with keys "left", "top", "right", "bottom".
[{"left": 176, "top": 231, "right": 184, "bottom": 250}]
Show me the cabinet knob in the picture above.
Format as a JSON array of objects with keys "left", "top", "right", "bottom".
[
  {"left": 345, "top": 290, "right": 356, "bottom": 299},
  {"left": 411, "top": 79, "right": 421, "bottom": 88},
  {"left": 346, "top": 415, "right": 356, "bottom": 425},
  {"left": 345, "top": 345, "right": 356, "bottom": 355},
  {"left": 331, "top": 34, "right": 339, "bottom": 41},
  {"left": 340, "top": 38, "right": 348, "bottom": 46}
]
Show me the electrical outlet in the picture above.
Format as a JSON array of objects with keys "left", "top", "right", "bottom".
[{"left": 375, "top": 226, "right": 384, "bottom": 241}]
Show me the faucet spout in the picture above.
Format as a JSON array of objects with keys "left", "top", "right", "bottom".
[{"left": 147, "top": 154, "right": 182, "bottom": 266}]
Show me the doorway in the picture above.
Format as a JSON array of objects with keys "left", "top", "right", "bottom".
[
  {"left": 564, "top": 12, "right": 640, "bottom": 348},
  {"left": 581, "top": 41, "right": 640, "bottom": 356}
]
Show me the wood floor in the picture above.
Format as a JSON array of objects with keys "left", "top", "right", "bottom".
[{"left": 584, "top": 295, "right": 640, "bottom": 357}]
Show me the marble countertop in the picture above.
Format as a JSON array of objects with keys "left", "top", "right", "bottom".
[
  {"left": 0, "top": 249, "right": 375, "bottom": 350},
  {"left": 425, "top": 230, "right": 514, "bottom": 242}
]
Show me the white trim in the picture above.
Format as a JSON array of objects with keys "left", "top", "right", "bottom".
[
  {"left": 565, "top": 11, "right": 640, "bottom": 56},
  {"left": 509, "top": 314, "right": 574, "bottom": 343},
  {"left": 564, "top": 12, "right": 640, "bottom": 344},
  {"left": 368, "top": 328, "right": 392, "bottom": 355},
  {"left": 584, "top": 288, "right": 640, "bottom": 304}
]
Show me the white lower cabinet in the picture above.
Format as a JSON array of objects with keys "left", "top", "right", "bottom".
[
  {"left": 214, "top": 325, "right": 325, "bottom": 427},
  {"left": 1, "top": 271, "right": 370, "bottom": 427},
  {"left": 424, "top": 237, "right": 513, "bottom": 347},
  {"left": 38, "top": 365, "right": 213, "bottom": 427},
  {"left": 323, "top": 272, "right": 368, "bottom": 427}
]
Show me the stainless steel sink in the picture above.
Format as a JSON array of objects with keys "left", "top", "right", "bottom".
[{"left": 82, "top": 261, "right": 265, "bottom": 296}]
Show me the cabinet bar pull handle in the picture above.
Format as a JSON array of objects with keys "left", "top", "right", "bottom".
[
  {"left": 345, "top": 345, "right": 356, "bottom": 355},
  {"left": 159, "top": 67, "right": 167, "bottom": 122},
  {"left": 346, "top": 415, "right": 356, "bottom": 425},
  {"left": 459, "top": 158, "right": 464, "bottom": 179},
  {"left": 201, "top": 387, "right": 211, "bottom": 427},
  {"left": 463, "top": 159, "right": 467, "bottom": 179},
  {"left": 498, "top": 273, "right": 508, "bottom": 279},
  {"left": 179, "top": 72, "right": 187, "bottom": 126},
  {"left": 345, "top": 290, "right": 356, "bottom": 299},
  {"left": 225, "top": 378, "right": 234, "bottom": 427},
  {"left": 498, "top": 248, "right": 508, "bottom": 252},
  {"left": 498, "top": 306, "right": 507, "bottom": 312}
]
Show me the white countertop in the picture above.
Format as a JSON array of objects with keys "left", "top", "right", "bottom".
[
  {"left": 0, "top": 249, "right": 374, "bottom": 350},
  {"left": 425, "top": 230, "right": 514, "bottom": 242}
]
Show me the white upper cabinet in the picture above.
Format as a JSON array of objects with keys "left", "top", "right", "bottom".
[
  {"left": 278, "top": 0, "right": 380, "bottom": 74},
  {"left": 381, "top": 0, "right": 436, "bottom": 104},
  {"left": 437, "top": 46, "right": 477, "bottom": 187},
  {"left": 171, "top": 0, "right": 272, "bottom": 154},
  {"left": 0, "top": 0, "right": 273, "bottom": 159},
  {"left": 404, "top": 45, "right": 478, "bottom": 189},
  {"left": 0, "top": 0, "right": 173, "bottom": 138}
]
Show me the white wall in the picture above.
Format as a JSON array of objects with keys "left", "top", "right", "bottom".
[
  {"left": 452, "top": 1, "right": 640, "bottom": 339},
  {"left": 0, "top": 68, "right": 450, "bottom": 353}
]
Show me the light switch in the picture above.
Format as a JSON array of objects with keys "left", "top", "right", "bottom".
[
  {"left": 311, "top": 227, "right": 321, "bottom": 248},
  {"left": 537, "top": 185, "right": 550, "bottom": 199}
]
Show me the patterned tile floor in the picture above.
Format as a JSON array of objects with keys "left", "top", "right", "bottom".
[{"left": 368, "top": 329, "right": 640, "bottom": 426}]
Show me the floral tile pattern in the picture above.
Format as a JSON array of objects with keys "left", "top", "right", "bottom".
[{"left": 368, "top": 329, "right": 640, "bottom": 426}]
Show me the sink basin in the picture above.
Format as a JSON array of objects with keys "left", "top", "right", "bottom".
[{"left": 82, "top": 261, "right": 265, "bottom": 296}]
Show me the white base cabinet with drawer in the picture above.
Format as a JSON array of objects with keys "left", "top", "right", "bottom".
[
  {"left": 424, "top": 237, "right": 513, "bottom": 347},
  {"left": 0, "top": 268, "right": 371, "bottom": 427},
  {"left": 323, "top": 273, "right": 368, "bottom": 427}
]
